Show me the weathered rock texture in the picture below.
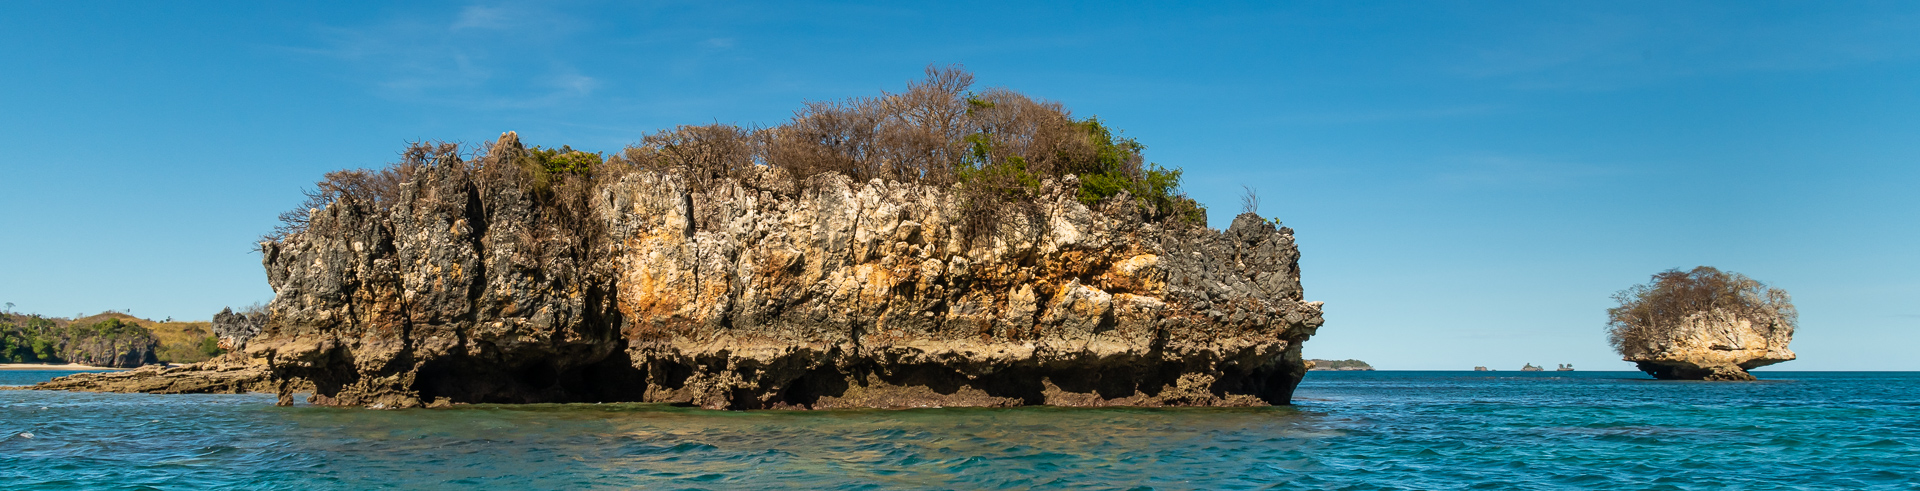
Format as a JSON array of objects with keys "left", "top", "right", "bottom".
[
  {"left": 37, "top": 150, "right": 1323, "bottom": 409},
  {"left": 7, "top": 355, "right": 275, "bottom": 394},
  {"left": 1625, "top": 309, "right": 1795, "bottom": 381},
  {"left": 211, "top": 307, "right": 266, "bottom": 350},
  {"left": 58, "top": 338, "right": 157, "bottom": 368}
]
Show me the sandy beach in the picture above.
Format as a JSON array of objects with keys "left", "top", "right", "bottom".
[{"left": 0, "top": 363, "right": 131, "bottom": 371}]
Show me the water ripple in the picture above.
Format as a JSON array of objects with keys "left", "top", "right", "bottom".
[{"left": 3, "top": 370, "right": 1917, "bottom": 489}]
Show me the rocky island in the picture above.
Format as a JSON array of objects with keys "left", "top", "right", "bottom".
[
  {"left": 1606, "top": 266, "right": 1796, "bottom": 381},
  {"left": 1, "top": 311, "right": 228, "bottom": 368},
  {"left": 27, "top": 68, "right": 1326, "bottom": 409},
  {"left": 1305, "top": 359, "right": 1372, "bottom": 371}
]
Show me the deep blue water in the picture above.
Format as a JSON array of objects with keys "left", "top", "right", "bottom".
[{"left": 2, "top": 370, "right": 1915, "bottom": 490}]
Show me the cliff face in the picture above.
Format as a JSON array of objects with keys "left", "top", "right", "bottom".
[
  {"left": 239, "top": 159, "right": 1325, "bottom": 409},
  {"left": 257, "top": 165, "right": 1323, "bottom": 409},
  {"left": 211, "top": 308, "right": 265, "bottom": 350},
  {"left": 44, "top": 140, "right": 1322, "bottom": 409},
  {"left": 56, "top": 335, "right": 158, "bottom": 368},
  {"left": 1625, "top": 309, "right": 1794, "bottom": 381}
]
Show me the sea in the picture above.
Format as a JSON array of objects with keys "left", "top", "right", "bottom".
[{"left": 1, "top": 370, "right": 1914, "bottom": 490}]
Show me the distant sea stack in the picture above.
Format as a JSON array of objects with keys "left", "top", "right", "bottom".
[
  {"left": 1619, "top": 309, "right": 1795, "bottom": 381},
  {"left": 1305, "top": 359, "right": 1372, "bottom": 371},
  {"left": 32, "top": 68, "right": 1326, "bottom": 409},
  {"left": 1607, "top": 267, "right": 1796, "bottom": 381}
]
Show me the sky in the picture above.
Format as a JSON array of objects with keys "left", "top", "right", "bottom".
[{"left": 2, "top": 1, "right": 1915, "bottom": 370}]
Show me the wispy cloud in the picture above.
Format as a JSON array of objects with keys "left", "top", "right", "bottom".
[
  {"left": 1443, "top": 4, "right": 1920, "bottom": 91},
  {"left": 450, "top": 5, "right": 514, "bottom": 31},
  {"left": 278, "top": 2, "right": 600, "bottom": 110},
  {"left": 1430, "top": 154, "right": 1625, "bottom": 190},
  {"left": 1269, "top": 104, "right": 1506, "bottom": 125}
]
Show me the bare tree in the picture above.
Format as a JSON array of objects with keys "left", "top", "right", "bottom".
[
  {"left": 625, "top": 124, "right": 757, "bottom": 190},
  {"left": 1606, "top": 266, "right": 1796, "bottom": 359},
  {"left": 269, "top": 65, "right": 1212, "bottom": 249},
  {"left": 270, "top": 141, "right": 446, "bottom": 240},
  {"left": 1240, "top": 186, "right": 1260, "bottom": 216}
]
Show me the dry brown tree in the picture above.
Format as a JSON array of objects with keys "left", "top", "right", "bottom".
[
  {"left": 273, "top": 65, "right": 1207, "bottom": 243},
  {"left": 618, "top": 124, "right": 758, "bottom": 191},
  {"left": 268, "top": 141, "right": 455, "bottom": 241},
  {"left": 1606, "top": 266, "right": 1797, "bottom": 360}
]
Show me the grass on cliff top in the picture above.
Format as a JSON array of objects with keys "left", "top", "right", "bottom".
[
  {"left": 73, "top": 313, "right": 215, "bottom": 353},
  {"left": 271, "top": 65, "right": 1209, "bottom": 243}
]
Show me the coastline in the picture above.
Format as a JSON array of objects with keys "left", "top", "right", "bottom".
[{"left": 0, "top": 363, "right": 133, "bottom": 371}]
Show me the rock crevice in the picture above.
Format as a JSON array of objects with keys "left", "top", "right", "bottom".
[{"left": 38, "top": 156, "right": 1323, "bottom": 409}]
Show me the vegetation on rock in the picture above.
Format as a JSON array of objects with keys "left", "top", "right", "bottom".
[
  {"left": 149, "top": 319, "right": 226, "bottom": 364},
  {"left": 0, "top": 313, "right": 162, "bottom": 367},
  {"left": 1607, "top": 266, "right": 1795, "bottom": 359},
  {"left": 1306, "top": 359, "right": 1373, "bottom": 371},
  {"left": 267, "top": 65, "right": 1207, "bottom": 243},
  {"left": 0, "top": 313, "right": 62, "bottom": 362},
  {"left": 1606, "top": 266, "right": 1797, "bottom": 380},
  {"left": 0, "top": 311, "right": 223, "bottom": 366}
]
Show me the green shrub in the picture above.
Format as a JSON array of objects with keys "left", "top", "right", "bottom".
[
  {"left": 0, "top": 314, "right": 159, "bottom": 365},
  {"left": 1, "top": 314, "right": 63, "bottom": 363},
  {"left": 518, "top": 145, "right": 601, "bottom": 191},
  {"left": 155, "top": 335, "right": 224, "bottom": 364}
]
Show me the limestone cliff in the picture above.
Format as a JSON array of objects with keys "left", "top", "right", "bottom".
[
  {"left": 1625, "top": 309, "right": 1795, "bottom": 381},
  {"left": 34, "top": 141, "right": 1324, "bottom": 410}
]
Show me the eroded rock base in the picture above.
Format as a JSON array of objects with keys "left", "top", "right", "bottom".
[
  {"left": 235, "top": 342, "right": 1308, "bottom": 410},
  {"left": 1634, "top": 361, "right": 1757, "bottom": 381},
  {"left": 1620, "top": 308, "right": 1794, "bottom": 382},
  {"left": 621, "top": 343, "right": 1307, "bottom": 410}
]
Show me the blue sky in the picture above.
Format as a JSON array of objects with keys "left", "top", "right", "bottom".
[{"left": 2, "top": 1, "right": 1915, "bottom": 370}]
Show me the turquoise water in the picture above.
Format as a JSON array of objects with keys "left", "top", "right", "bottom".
[{"left": 2, "top": 370, "right": 1915, "bottom": 490}]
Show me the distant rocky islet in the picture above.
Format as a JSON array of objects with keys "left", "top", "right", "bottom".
[
  {"left": 1306, "top": 359, "right": 1373, "bottom": 371},
  {"left": 1, "top": 312, "right": 226, "bottom": 368},
  {"left": 1606, "top": 267, "right": 1798, "bottom": 381}
]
